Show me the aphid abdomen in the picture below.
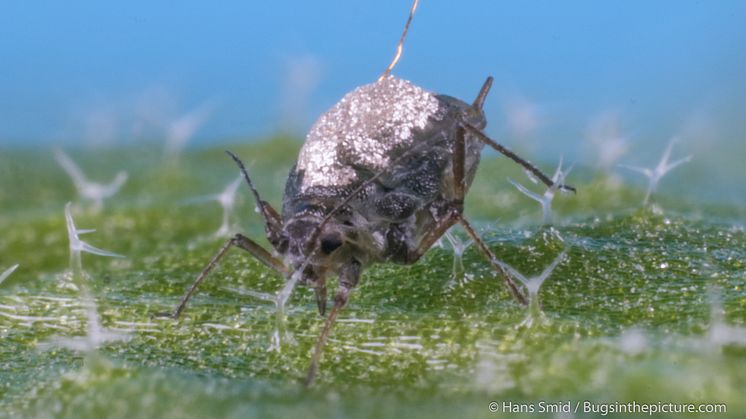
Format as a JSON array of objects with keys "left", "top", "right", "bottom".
[
  {"left": 374, "top": 192, "right": 421, "bottom": 221},
  {"left": 367, "top": 139, "right": 449, "bottom": 222}
]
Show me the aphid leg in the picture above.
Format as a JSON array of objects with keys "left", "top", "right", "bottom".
[
  {"left": 314, "top": 278, "right": 328, "bottom": 316},
  {"left": 225, "top": 151, "right": 285, "bottom": 249},
  {"left": 458, "top": 218, "right": 527, "bottom": 305},
  {"left": 405, "top": 125, "right": 468, "bottom": 262},
  {"left": 403, "top": 210, "right": 526, "bottom": 308},
  {"left": 167, "top": 233, "right": 287, "bottom": 319},
  {"left": 453, "top": 126, "right": 466, "bottom": 200},
  {"left": 406, "top": 209, "right": 461, "bottom": 263},
  {"left": 463, "top": 124, "right": 576, "bottom": 194},
  {"left": 408, "top": 124, "right": 469, "bottom": 256},
  {"left": 379, "top": 0, "right": 420, "bottom": 81},
  {"left": 304, "top": 260, "right": 361, "bottom": 386},
  {"left": 413, "top": 125, "right": 527, "bottom": 304}
]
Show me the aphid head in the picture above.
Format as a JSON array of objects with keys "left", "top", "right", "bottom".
[{"left": 282, "top": 215, "right": 349, "bottom": 286}]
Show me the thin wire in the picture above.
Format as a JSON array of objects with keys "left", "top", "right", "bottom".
[{"left": 378, "top": 0, "right": 420, "bottom": 81}]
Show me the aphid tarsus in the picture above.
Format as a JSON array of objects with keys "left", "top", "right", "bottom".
[{"left": 168, "top": 1, "right": 573, "bottom": 386}]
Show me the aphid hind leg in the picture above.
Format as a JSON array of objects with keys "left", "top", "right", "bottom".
[
  {"left": 455, "top": 121, "right": 527, "bottom": 304},
  {"left": 408, "top": 125, "right": 527, "bottom": 305},
  {"left": 459, "top": 218, "right": 527, "bottom": 305},
  {"left": 406, "top": 208, "right": 461, "bottom": 263},
  {"left": 404, "top": 210, "right": 527, "bottom": 308},
  {"left": 304, "top": 260, "right": 361, "bottom": 386},
  {"left": 405, "top": 125, "right": 468, "bottom": 263},
  {"left": 167, "top": 233, "right": 287, "bottom": 319}
]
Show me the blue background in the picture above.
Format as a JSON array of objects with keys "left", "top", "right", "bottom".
[{"left": 1, "top": 0, "right": 745, "bottom": 160}]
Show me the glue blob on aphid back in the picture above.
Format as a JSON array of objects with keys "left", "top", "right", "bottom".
[
  {"left": 279, "top": 72, "right": 489, "bottom": 319},
  {"left": 169, "top": 0, "right": 574, "bottom": 386}
]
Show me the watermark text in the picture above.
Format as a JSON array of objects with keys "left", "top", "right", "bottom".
[{"left": 488, "top": 400, "right": 727, "bottom": 415}]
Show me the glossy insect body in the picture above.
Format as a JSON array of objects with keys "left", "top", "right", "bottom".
[
  {"left": 169, "top": 2, "right": 572, "bottom": 386},
  {"left": 280, "top": 76, "right": 487, "bottom": 304},
  {"left": 170, "top": 73, "right": 567, "bottom": 385}
]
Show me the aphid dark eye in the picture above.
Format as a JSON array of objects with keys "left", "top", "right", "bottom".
[{"left": 320, "top": 234, "right": 343, "bottom": 254}]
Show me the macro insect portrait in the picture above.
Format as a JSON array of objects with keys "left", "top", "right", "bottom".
[
  {"left": 168, "top": 0, "right": 573, "bottom": 385},
  {"left": 2, "top": 0, "right": 745, "bottom": 417}
]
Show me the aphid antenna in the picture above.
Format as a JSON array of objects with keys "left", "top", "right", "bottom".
[
  {"left": 378, "top": 0, "right": 420, "bottom": 81},
  {"left": 226, "top": 151, "right": 282, "bottom": 233},
  {"left": 193, "top": 183, "right": 309, "bottom": 348},
  {"left": 543, "top": 155, "right": 575, "bottom": 196}
]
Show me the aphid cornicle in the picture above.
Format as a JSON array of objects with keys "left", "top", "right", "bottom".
[{"left": 169, "top": 0, "right": 573, "bottom": 385}]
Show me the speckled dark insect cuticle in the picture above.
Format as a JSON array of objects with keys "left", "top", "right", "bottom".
[{"left": 168, "top": 0, "right": 573, "bottom": 386}]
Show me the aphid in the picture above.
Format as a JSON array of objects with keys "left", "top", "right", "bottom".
[{"left": 168, "top": 0, "right": 574, "bottom": 385}]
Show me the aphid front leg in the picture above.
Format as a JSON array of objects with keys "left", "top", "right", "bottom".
[
  {"left": 167, "top": 233, "right": 287, "bottom": 319},
  {"left": 164, "top": 151, "right": 291, "bottom": 319},
  {"left": 304, "top": 259, "right": 361, "bottom": 386}
]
